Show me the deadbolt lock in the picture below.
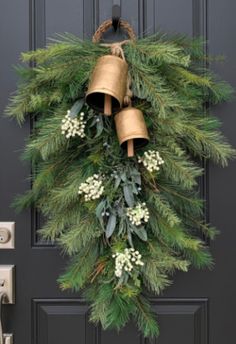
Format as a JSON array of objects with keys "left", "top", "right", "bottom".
[
  {"left": 0, "top": 228, "right": 11, "bottom": 244},
  {"left": 0, "top": 223, "right": 15, "bottom": 249}
]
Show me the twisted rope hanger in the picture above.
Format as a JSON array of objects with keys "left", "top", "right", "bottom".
[{"left": 92, "top": 19, "right": 136, "bottom": 43}]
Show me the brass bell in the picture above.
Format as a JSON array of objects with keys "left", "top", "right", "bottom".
[
  {"left": 86, "top": 55, "right": 128, "bottom": 115},
  {"left": 115, "top": 107, "right": 149, "bottom": 157}
]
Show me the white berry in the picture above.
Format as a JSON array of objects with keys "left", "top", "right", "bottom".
[
  {"left": 113, "top": 248, "right": 144, "bottom": 278},
  {"left": 127, "top": 202, "right": 150, "bottom": 226},
  {"left": 61, "top": 111, "right": 86, "bottom": 139},
  {"left": 138, "top": 150, "right": 164, "bottom": 172},
  {"left": 78, "top": 174, "right": 104, "bottom": 202}
]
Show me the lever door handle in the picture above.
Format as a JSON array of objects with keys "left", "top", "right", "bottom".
[
  {"left": 0, "top": 292, "right": 6, "bottom": 344},
  {"left": 0, "top": 293, "right": 13, "bottom": 344}
]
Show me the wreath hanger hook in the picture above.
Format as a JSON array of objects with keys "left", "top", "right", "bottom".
[{"left": 112, "top": 3, "right": 121, "bottom": 32}]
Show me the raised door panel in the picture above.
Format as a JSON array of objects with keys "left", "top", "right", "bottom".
[
  {"left": 33, "top": 299, "right": 208, "bottom": 344},
  {"left": 33, "top": 299, "right": 95, "bottom": 344}
]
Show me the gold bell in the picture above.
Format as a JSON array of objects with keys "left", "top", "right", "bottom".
[
  {"left": 86, "top": 55, "right": 128, "bottom": 115},
  {"left": 115, "top": 107, "right": 149, "bottom": 157}
]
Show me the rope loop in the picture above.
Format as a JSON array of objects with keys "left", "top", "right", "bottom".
[{"left": 92, "top": 19, "right": 136, "bottom": 43}]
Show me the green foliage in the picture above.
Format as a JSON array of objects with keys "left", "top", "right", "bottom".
[
  {"left": 59, "top": 240, "right": 99, "bottom": 290},
  {"left": 133, "top": 295, "right": 159, "bottom": 337},
  {"left": 6, "top": 31, "right": 235, "bottom": 338}
]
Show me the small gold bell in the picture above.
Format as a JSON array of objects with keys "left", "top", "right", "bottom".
[
  {"left": 86, "top": 55, "right": 128, "bottom": 115},
  {"left": 115, "top": 107, "right": 149, "bottom": 157}
]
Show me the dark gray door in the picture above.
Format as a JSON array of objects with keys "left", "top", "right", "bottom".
[{"left": 0, "top": 1, "right": 235, "bottom": 343}]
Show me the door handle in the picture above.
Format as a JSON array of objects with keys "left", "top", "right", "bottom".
[
  {"left": 0, "top": 293, "right": 13, "bottom": 344},
  {"left": 0, "top": 266, "right": 14, "bottom": 344},
  {"left": 0, "top": 292, "right": 6, "bottom": 344}
]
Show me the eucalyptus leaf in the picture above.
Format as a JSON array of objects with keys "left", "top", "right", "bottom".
[
  {"left": 106, "top": 213, "right": 117, "bottom": 238},
  {"left": 134, "top": 174, "right": 141, "bottom": 185},
  {"left": 118, "top": 219, "right": 124, "bottom": 235},
  {"left": 120, "top": 172, "right": 127, "bottom": 182},
  {"left": 123, "top": 185, "right": 134, "bottom": 207},
  {"left": 114, "top": 176, "right": 121, "bottom": 190},
  {"left": 69, "top": 98, "right": 84, "bottom": 118},
  {"left": 95, "top": 200, "right": 106, "bottom": 219},
  {"left": 95, "top": 115, "right": 104, "bottom": 137},
  {"left": 89, "top": 117, "right": 98, "bottom": 127},
  {"left": 131, "top": 183, "right": 139, "bottom": 195},
  {"left": 127, "top": 230, "right": 133, "bottom": 247},
  {"left": 117, "top": 205, "right": 124, "bottom": 217},
  {"left": 123, "top": 274, "right": 129, "bottom": 283},
  {"left": 133, "top": 227, "right": 148, "bottom": 241}
]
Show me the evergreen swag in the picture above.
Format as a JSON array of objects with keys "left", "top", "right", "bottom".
[{"left": 6, "top": 32, "right": 235, "bottom": 337}]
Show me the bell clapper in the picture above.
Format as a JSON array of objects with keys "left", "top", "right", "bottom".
[
  {"left": 127, "top": 139, "right": 134, "bottom": 157},
  {"left": 104, "top": 94, "right": 112, "bottom": 115}
]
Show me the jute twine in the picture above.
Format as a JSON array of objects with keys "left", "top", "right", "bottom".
[
  {"left": 92, "top": 19, "right": 135, "bottom": 106},
  {"left": 92, "top": 19, "right": 136, "bottom": 43}
]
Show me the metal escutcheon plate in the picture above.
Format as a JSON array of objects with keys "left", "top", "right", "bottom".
[{"left": 0, "top": 265, "right": 15, "bottom": 304}]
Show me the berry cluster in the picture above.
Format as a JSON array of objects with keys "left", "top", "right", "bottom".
[
  {"left": 127, "top": 202, "right": 150, "bottom": 226},
  {"left": 61, "top": 111, "right": 86, "bottom": 138},
  {"left": 113, "top": 248, "right": 144, "bottom": 278},
  {"left": 78, "top": 174, "right": 104, "bottom": 202},
  {"left": 138, "top": 150, "right": 164, "bottom": 172}
]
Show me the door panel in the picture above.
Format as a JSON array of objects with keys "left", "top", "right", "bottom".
[
  {"left": 0, "top": 1, "right": 235, "bottom": 343},
  {"left": 33, "top": 298, "right": 208, "bottom": 344}
]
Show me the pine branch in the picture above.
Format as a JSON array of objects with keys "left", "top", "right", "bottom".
[
  {"left": 59, "top": 240, "right": 99, "bottom": 291},
  {"left": 133, "top": 295, "right": 159, "bottom": 338}
]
